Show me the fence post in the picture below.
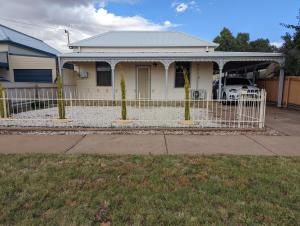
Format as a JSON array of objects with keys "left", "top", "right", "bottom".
[
  {"left": 206, "top": 94, "right": 209, "bottom": 124},
  {"left": 259, "top": 90, "right": 266, "bottom": 129},
  {"left": 70, "top": 92, "right": 73, "bottom": 108},
  {"left": 237, "top": 94, "right": 243, "bottom": 128}
]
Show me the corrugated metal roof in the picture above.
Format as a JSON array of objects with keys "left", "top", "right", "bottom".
[
  {"left": 69, "top": 31, "right": 218, "bottom": 48},
  {"left": 0, "top": 24, "right": 59, "bottom": 56},
  {"left": 60, "top": 51, "right": 284, "bottom": 58}
]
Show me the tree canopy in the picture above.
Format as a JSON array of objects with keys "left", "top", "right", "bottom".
[
  {"left": 213, "top": 27, "right": 277, "bottom": 52},
  {"left": 280, "top": 10, "right": 300, "bottom": 75}
]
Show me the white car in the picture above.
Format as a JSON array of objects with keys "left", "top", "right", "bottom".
[{"left": 221, "top": 77, "right": 260, "bottom": 101}]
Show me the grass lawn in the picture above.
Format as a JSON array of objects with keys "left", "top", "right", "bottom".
[{"left": 0, "top": 155, "right": 299, "bottom": 226}]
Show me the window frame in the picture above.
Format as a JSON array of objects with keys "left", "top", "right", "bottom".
[{"left": 96, "top": 62, "right": 112, "bottom": 87}]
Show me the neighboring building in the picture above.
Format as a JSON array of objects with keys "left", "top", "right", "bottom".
[
  {"left": 0, "top": 24, "right": 59, "bottom": 83},
  {"left": 59, "top": 31, "right": 285, "bottom": 106}
]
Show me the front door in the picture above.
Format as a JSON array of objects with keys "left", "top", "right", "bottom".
[{"left": 137, "top": 66, "right": 151, "bottom": 99}]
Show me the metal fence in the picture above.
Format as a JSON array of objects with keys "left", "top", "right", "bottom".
[{"left": 0, "top": 89, "right": 266, "bottom": 129}]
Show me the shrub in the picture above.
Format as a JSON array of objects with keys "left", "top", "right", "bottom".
[
  {"left": 56, "top": 74, "right": 66, "bottom": 119},
  {"left": 120, "top": 75, "right": 127, "bottom": 120},
  {"left": 0, "top": 84, "right": 7, "bottom": 118},
  {"left": 184, "top": 70, "right": 190, "bottom": 121}
]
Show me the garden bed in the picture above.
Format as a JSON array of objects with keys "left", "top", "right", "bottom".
[{"left": 0, "top": 106, "right": 221, "bottom": 128}]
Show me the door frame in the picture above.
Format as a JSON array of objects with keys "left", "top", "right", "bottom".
[{"left": 136, "top": 65, "right": 151, "bottom": 99}]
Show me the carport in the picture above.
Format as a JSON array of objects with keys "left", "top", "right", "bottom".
[{"left": 213, "top": 52, "right": 285, "bottom": 107}]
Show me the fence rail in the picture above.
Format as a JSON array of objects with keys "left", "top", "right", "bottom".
[{"left": 0, "top": 89, "right": 266, "bottom": 129}]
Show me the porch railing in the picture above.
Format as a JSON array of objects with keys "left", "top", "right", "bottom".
[{"left": 0, "top": 89, "right": 266, "bottom": 129}]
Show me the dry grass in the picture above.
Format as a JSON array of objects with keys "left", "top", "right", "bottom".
[{"left": 0, "top": 154, "right": 299, "bottom": 225}]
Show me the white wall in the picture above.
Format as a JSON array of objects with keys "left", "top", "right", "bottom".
[
  {"left": 0, "top": 44, "right": 9, "bottom": 79},
  {"left": 8, "top": 55, "right": 57, "bottom": 82},
  {"left": 0, "top": 44, "right": 8, "bottom": 52},
  {"left": 62, "top": 68, "right": 76, "bottom": 86},
  {"left": 72, "top": 61, "right": 213, "bottom": 99}
]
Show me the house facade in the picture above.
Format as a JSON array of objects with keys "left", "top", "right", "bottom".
[
  {"left": 0, "top": 24, "right": 59, "bottom": 85},
  {"left": 59, "top": 31, "right": 285, "bottom": 105}
]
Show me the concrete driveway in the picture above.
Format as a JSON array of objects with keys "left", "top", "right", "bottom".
[{"left": 266, "top": 106, "right": 300, "bottom": 135}]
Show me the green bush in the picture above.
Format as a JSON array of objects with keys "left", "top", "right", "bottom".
[
  {"left": 184, "top": 70, "right": 190, "bottom": 121},
  {"left": 56, "top": 74, "right": 66, "bottom": 119},
  {"left": 0, "top": 84, "right": 7, "bottom": 118},
  {"left": 120, "top": 75, "right": 127, "bottom": 120}
]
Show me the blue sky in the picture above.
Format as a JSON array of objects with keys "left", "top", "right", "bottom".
[
  {"left": 104, "top": 0, "right": 299, "bottom": 45},
  {"left": 0, "top": 0, "right": 298, "bottom": 51}
]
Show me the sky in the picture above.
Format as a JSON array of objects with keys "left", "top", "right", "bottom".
[{"left": 0, "top": 0, "right": 298, "bottom": 52}]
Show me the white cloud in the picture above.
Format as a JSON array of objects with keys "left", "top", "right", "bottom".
[
  {"left": 0, "top": 0, "right": 174, "bottom": 52},
  {"left": 172, "top": 1, "right": 200, "bottom": 13},
  {"left": 271, "top": 41, "right": 283, "bottom": 48},
  {"left": 176, "top": 3, "right": 188, "bottom": 13}
]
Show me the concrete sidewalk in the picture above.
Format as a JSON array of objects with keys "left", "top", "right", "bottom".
[{"left": 0, "top": 134, "right": 299, "bottom": 156}]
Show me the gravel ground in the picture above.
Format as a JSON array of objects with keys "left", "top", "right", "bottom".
[
  {"left": 0, "top": 106, "right": 221, "bottom": 128},
  {"left": 0, "top": 127, "right": 282, "bottom": 136},
  {"left": 0, "top": 106, "right": 278, "bottom": 136}
]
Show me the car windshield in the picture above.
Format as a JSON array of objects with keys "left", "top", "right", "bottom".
[{"left": 226, "top": 78, "right": 251, "bottom": 85}]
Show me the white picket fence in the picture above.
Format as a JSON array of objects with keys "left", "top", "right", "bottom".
[{"left": 0, "top": 88, "right": 266, "bottom": 129}]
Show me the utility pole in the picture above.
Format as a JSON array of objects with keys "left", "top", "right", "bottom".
[{"left": 64, "top": 29, "right": 70, "bottom": 46}]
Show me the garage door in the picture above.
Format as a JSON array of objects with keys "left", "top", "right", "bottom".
[{"left": 14, "top": 69, "right": 52, "bottom": 83}]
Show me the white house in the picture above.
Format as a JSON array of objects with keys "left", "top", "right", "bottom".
[{"left": 59, "top": 31, "right": 285, "bottom": 105}]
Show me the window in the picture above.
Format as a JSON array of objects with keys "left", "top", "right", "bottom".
[
  {"left": 96, "top": 62, "right": 111, "bottom": 86},
  {"left": 175, "top": 62, "right": 190, "bottom": 88},
  {"left": 14, "top": 69, "right": 52, "bottom": 83}
]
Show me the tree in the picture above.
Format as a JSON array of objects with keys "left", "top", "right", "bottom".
[
  {"left": 236, "top": 33, "right": 250, "bottom": 52},
  {"left": 214, "top": 28, "right": 238, "bottom": 51},
  {"left": 184, "top": 70, "right": 190, "bottom": 121},
  {"left": 249, "top": 39, "right": 274, "bottom": 52},
  {"left": 214, "top": 27, "right": 276, "bottom": 52},
  {"left": 120, "top": 75, "right": 127, "bottom": 120},
  {"left": 280, "top": 10, "right": 300, "bottom": 75},
  {"left": 56, "top": 74, "right": 65, "bottom": 119},
  {"left": 0, "top": 84, "right": 7, "bottom": 118}
]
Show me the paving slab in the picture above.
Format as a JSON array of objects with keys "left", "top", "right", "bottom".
[
  {"left": 249, "top": 135, "right": 300, "bottom": 156},
  {"left": 166, "top": 135, "right": 273, "bottom": 155},
  {"left": 0, "top": 135, "right": 83, "bottom": 154},
  {"left": 68, "top": 134, "right": 166, "bottom": 155}
]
